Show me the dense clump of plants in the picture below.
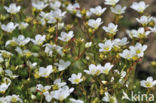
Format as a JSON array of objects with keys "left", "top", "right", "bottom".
[{"left": 0, "top": 0, "right": 155, "bottom": 103}]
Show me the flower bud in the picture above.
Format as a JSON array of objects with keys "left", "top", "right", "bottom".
[
  {"left": 5, "top": 60, "right": 10, "bottom": 68},
  {"left": 151, "top": 61, "right": 156, "bottom": 66},
  {"left": 31, "top": 95, "right": 36, "bottom": 100},
  {"left": 34, "top": 70, "right": 39, "bottom": 79},
  {"left": 81, "top": 8, "right": 86, "bottom": 16},
  {"left": 100, "top": 88, "right": 104, "bottom": 95},
  {"left": 91, "top": 97, "right": 99, "bottom": 103},
  {"left": 25, "top": 17, "right": 33, "bottom": 23},
  {"left": 47, "top": 27, "right": 55, "bottom": 33},
  {"left": 66, "top": 24, "right": 73, "bottom": 31},
  {"left": 102, "top": 80, "right": 107, "bottom": 84}
]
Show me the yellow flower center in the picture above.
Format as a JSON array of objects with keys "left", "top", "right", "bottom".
[
  {"left": 103, "top": 69, "right": 109, "bottom": 75},
  {"left": 42, "top": 89, "right": 47, "bottom": 93},
  {"left": 104, "top": 47, "right": 110, "bottom": 51},
  {"left": 59, "top": 95, "right": 64, "bottom": 101},
  {"left": 136, "top": 49, "right": 141, "bottom": 54},
  {"left": 25, "top": 52, "right": 32, "bottom": 57},
  {"left": 145, "top": 82, "right": 152, "bottom": 88},
  {"left": 96, "top": 70, "right": 101, "bottom": 75},
  {"left": 74, "top": 78, "right": 80, "bottom": 83},
  {"left": 11, "top": 97, "right": 17, "bottom": 102}
]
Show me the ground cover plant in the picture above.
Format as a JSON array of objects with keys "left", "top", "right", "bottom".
[{"left": 0, "top": 0, "right": 156, "bottom": 103}]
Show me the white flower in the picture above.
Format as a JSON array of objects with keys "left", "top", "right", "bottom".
[
  {"left": 7, "top": 95, "right": 23, "bottom": 103},
  {"left": 40, "top": 11, "right": 56, "bottom": 24},
  {"left": 26, "top": 61, "right": 37, "bottom": 69},
  {"left": 84, "top": 64, "right": 102, "bottom": 75},
  {"left": 31, "top": 34, "right": 46, "bottom": 45},
  {"left": 152, "top": 17, "right": 156, "bottom": 25},
  {"left": 39, "top": 65, "right": 53, "bottom": 78},
  {"left": 130, "top": 1, "right": 149, "bottom": 13},
  {"left": 127, "top": 28, "right": 151, "bottom": 39},
  {"left": 51, "top": 86, "right": 74, "bottom": 101},
  {"left": 90, "top": 6, "right": 106, "bottom": 16},
  {"left": 88, "top": 18, "right": 103, "bottom": 29},
  {"left": 52, "top": 9, "right": 66, "bottom": 21},
  {"left": 140, "top": 76, "right": 156, "bottom": 88},
  {"left": 119, "top": 49, "right": 135, "bottom": 60},
  {"left": 98, "top": 40, "right": 114, "bottom": 52},
  {"left": 1, "top": 22, "right": 18, "bottom": 33},
  {"left": 113, "top": 37, "right": 129, "bottom": 48},
  {"left": 101, "top": 63, "right": 114, "bottom": 75},
  {"left": 136, "top": 27, "right": 151, "bottom": 38},
  {"left": 57, "top": 22, "right": 64, "bottom": 30},
  {"left": 104, "top": 0, "right": 119, "bottom": 6},
  {"left": 50, "top": 1, "right": 61, "bottom": 10},
  {"left": 32, "top": 1, "right": 48, "bottom": 10},
  {"left": 149, "top": 25, "right": 156, "bottom": 33},
  {"left": 111, "top": 77, "right": 114, "bottom": 82},
  {"left": 120, "top": 71, "right": 126, "bottom": 79},
  {"left": 15, "top": 47, "right": 38, "bottom": 57},
  {"left": 40, "top": 18, "right": 46, "bottom": 25},
  {"left": 67, "top": 3, "right": 80, "bottom": 13},
  {"left": 136, "top": 16, "right": 152, "bottom": 26},
  {"left": 0, "top": 50, "right": 13, "bottom": 57},
  {"left": 102, "top": 80, "right": 108, "bottom": 84},
  {"left": 54, "top": 59, "right": 71, "bottom": 71},
  {"left": 43, "top": 44, "right": 64, "bottom": 57},
  {"left": 68, "top": 73, "right": 83, "bottom": 84},
  {"left": 53, "top": 78, "right": 67, "bottom": 89},
  {"left": 0, "top": 77, "right": 11, "bottom": 93},
  {"left": 126, "top": 29, "right": 138, "bottom": 39},
  {"left": 85, "top": 42, "right": 92, "bottom": 48},
  {"left": 103, "top": 23, "right": 118, "bottom": 34},
  {"left": 102, "top": 92, "right": 110, "bottom": 102},
  {"left": 18, "top": 22, "right": 29, "bottom": 29},
  {"left": 52, "top": 45, "right": 64, "bottom": 56},
  {"left": 102, "top": 92, "right": 118, "bottom": 103},
  {"left": 86, "top": 11, "right": 92, "bottom": 17},
  {"left": 43, "top": 91, "right": 53, "bottom": 102},
  {"left": 76, "top": 10, "right": 82, "bottom": 18},
  {"left": 5, "top": 69, "right": 18, "bottom": 79},
  {"left": 4, "top": 3, "right": 21, "bottom": 14},
  {"left": 69, "top": 98, "right": 84, "bottom": 103},
  {"left": 111, "top": 4, "right": 126, "bottom": 14},
  {"left": 0, "top": 97, "right": 7, "bottom": 103},
  {"left": 43, "top": 44, "right": 53, "bottom": 57},
  {"left": 36, "top": 84, "right": 51, "bottom": 93},
  {"left": 129, "top": 43, "right": 147, "bottom": 57},
  {"left": 58, "top": 31, "right": 74, "bottom": 42},
  {"left": 5, "top": 35, "right": 30, "bottom": 47},
  {"left": 0, "top": 83, "right": 9, "bottom": 94},
  {"left": 118, "top": 71, "right": 127, "bottom": 83}
]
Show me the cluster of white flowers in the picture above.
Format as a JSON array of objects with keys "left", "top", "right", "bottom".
[
  {"left": 0, "top": 94, "right": 23, "bottom": 103},
  {"left": 98, "top": 37, "right": 128, "bottom": 52},
  {"left": 84, "top": 63, "right": 114, "bottom": 76},
  {"left": 0, "top": 0, "right": 155, "bottom": 102},
  {"left": 120, "top": 43, "right": 147, "bottom": 60},
  {"left": 36, "top": 79, "right": 75, "bottom": 102},
  {"left": 5, "top": 35, "right": 30, "bottom": 47}
]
